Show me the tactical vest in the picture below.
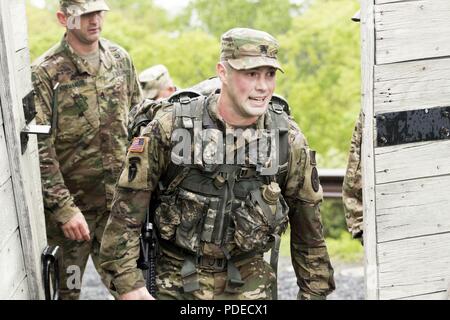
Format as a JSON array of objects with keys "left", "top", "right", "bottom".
[{"left": 153, "top": 95, "right": 292, "bottom": 295}]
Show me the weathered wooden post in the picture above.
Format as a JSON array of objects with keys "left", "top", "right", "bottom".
[
  {"left": 0, "top": 0, "right": 48, "bottom": 299},
  {"left": 361, "top": 0, "right": 450, "bottom": 299}
]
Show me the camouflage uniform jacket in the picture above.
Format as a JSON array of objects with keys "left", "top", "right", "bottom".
[
  {"left": 100, "top": 94, "right": 335, "bottom": 299},
  {"left": 32, "top": 36, "right": 142, "bottom": 224},
  {"left": 342, "top": 110, "right": 363, "bottom": 239}
]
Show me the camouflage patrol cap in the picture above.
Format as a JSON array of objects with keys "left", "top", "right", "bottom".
[
  {"left": 139, "top": 64, "right": 173, "bottom": 100},
  {"left": 220, "top": 27, "right": 283, "bottom": 72},
  {"left": 60, "top": 0, "right": 110, "bottom": 16}
]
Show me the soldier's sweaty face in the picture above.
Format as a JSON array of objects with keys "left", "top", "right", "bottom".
[
  {"left": 225, "top": 66, "right": 276, "bottom": 120},
  {"left": 68, "top": 11, "right": 105, "bottom": 45}
]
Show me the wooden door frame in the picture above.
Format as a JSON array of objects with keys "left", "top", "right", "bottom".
[
  {"left": 360, "top": 0, "right": 378, "bottom": 300},
  {"left": 0, "top": 0, "right": 45, "bottom": 300}
]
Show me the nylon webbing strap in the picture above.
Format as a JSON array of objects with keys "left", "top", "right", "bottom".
[
  {"left": 181, "top": 256, "right": 200, "bottom": 293},
  {"left": 270, "top": 234, "right": 281, "bottom": 300},
  {"left": 160, "top": 239, "right": 259, "bottom": 294},
  {"left": 222, "top": 248, "right": 244, "bottom": 294},
  {"left": 268, "top": 109, "right": 289, "bottom": 189},
  {"left": 51, "top": 82, "right": 60, "bottom": 139},
  {"left": 163, "top": 96, "right": 208, "bottom": 192},
  {"left": 225, "top": 261, "right": 245, "bottom": 294},
  {"left": 216, "top": 166, "right": 240, "bottom": 245},
  {"left": 165, "top": 166, "right": 191, "bottom": 193},
  {"left": 202, "top": 103, "right": 217, "bottom": 129},
  {"left": 175, "top": 97, "right": 204, "bottom": 129}
]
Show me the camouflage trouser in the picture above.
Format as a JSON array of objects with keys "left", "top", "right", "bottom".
[
  {"left": 45, "top": 208, "right": 110, "bottom": 300},
  {"left": 155, "top": 251, "right": 277, "bottom": 300}
]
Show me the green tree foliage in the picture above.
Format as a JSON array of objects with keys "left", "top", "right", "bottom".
[
  {"left": 26, "top": 3, "right": 62, "bottom": 61},
  {"left": 181, "top": 0, "right": 302, "bottom": 38},
  {"left": 99, "top": 3, "right": 219, "bottom": 87},
  {"left": 277, "top": 0, "right": 360, "bottom": 168},
  {"left": 321, "top": 198, "right": 348, "bottom": 239}
]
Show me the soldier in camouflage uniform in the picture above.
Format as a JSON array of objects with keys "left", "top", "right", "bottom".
[
  {"left": 128, "top": 65, "right": 177, "bottom": 138},
  {"left": 100, "top": 27, "right": 335, "bottom": 300},
  {"left": 139, "top": 64, "right": 176, "bottom": 100},
  {"left": 32, "top": 0, "right": 142, "bottom": 299},
  {"left": 342, "top": 111, "right": 363, "bottom": 241}
]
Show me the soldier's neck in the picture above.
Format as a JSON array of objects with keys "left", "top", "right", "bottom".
[
  {"left": 217, "top": 94, "right": 258, "bottom": 128},
  {"left": 65, "top": 33, "right": 99, "bottom": 56}
]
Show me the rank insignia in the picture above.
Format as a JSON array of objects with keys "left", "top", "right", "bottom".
[{"left": 129, "top": 137, "right": 146, "bottom": 153}]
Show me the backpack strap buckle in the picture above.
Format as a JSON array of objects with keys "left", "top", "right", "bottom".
[{"left": 271, "top": 103, "right": 284, "bottom": 114}]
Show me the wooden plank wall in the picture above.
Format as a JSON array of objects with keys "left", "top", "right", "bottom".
[
  {"left": 361, "top": 0, "right": 379, "bottom": 300},
  {"left": 0, "top": 97, "right": 3, "bottom": 124},
  {"left": 1, "top": 100, "right": 27, "bottom": 299},
  {"left": 10, "top": 277, "right": 31, "bottom": 300},
  {"left": 0, "top": 118, "right": 10, "bottom": 185},
  {"left": 0, "top": 0, "right": 47, "bottom": 299},
  {"left": 1, "top": 122, "right": 30, "bottom": 300},
  {"left": 0, "top": 178, "right": 18, "bottom": 254},
  {"left": 368, "top": 0, "right": 450, "bottom": 299},
  {"left": 378, "top": 233, "right": 450, "bottom": 299},
  {"left": 375, "top": 0, "right": 450, "bottom": 64},
  {"left": 0, "top": 230, "right": 28, "bottom": 300},
  {"left": 374, "top": 58, "right": 450, "bottom": 115},
  {"left": 10, "top": 1, "right": 46, "bottom": 249}
]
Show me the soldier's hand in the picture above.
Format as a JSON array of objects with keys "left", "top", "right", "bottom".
[
  {"left": 61, "top": 212, "right": 91, "bottom": 241},
  {"left": 119, "top": 287, "right": 155, "bottom": 300}
]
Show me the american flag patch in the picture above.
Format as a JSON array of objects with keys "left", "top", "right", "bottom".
[{"left": 129, "top": 137, "right": 146, "bottom": 153}]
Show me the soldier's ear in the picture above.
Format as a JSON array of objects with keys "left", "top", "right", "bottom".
[
  {"left": 56, "top": 11, "right": 68, "bottom": 28},
  {"left": 216, "top": 62, "right": 228, "bottom": 85},
  {"left": 168, "top": 86, "right": 176, "bottom": 95}
]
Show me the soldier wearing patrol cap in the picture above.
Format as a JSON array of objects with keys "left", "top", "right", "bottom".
[
  {"left": 100, "top": 27, "right": 335, "bottom": 300},
  {"left": 32, "top": 0, "right": 142, "bottom": 299},
  {"left": 139, "top": 64, "right": 176, "bottom": 100}
]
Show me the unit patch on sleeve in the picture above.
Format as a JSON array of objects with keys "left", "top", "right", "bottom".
[
  {"left": 311, "top": 166, "right": 320, "bottom": 193},
  {"left": 129, "top": 137, "right": 146, "bottom": 153}
]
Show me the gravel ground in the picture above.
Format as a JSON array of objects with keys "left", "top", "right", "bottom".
[
  {"left": 277, "top": 256, "right": 364, "bottom": 300},
  {"left": 80, "top": 256, "right": 364, "bottom": 300}
]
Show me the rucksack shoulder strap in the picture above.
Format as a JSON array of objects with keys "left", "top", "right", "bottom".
[
  {"left": 162, "top": 95, "right": 208, "bottom": 193},
  {"left": 268, "top": 103, "right": 290, "bottom": 190},
  {"left": 173, "top": 95, "right": 207, "bottom": 129}
]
